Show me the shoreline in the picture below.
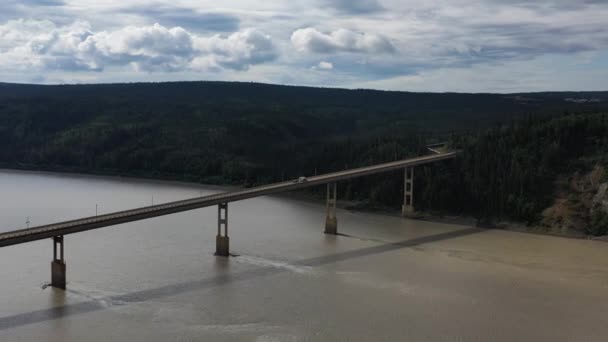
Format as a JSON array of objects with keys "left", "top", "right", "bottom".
[
  {"left": 0, "top": 165, "right": 241, "bottom": 192},
  {"left": 1, "top": 167, "right": 604, "bottom": 242}
]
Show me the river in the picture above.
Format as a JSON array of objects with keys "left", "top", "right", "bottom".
[{"left": 0, "top": 169, "right": 607, "bottom": 341}]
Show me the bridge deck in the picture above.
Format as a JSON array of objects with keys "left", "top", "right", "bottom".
[{"left": 0, "top": 152, "right": 457, "bottom": 247}]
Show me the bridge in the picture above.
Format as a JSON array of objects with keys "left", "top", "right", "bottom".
[{"left": 0, "top": 151, "right": 457, "bottom": 289}]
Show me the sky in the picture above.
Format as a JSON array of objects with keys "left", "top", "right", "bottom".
[{"left": 0, "top": 0, "right": 607, "bottom": 92}]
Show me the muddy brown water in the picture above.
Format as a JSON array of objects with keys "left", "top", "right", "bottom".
[{"left": 1, "top": 170, "right": 607, "bottom": 341}]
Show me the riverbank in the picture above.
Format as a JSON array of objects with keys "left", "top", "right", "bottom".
[{"left": 278, "top": 187, "right": 608, "bottom": 241}]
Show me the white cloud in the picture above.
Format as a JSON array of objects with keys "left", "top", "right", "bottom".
[
  {"left": 0, "top": 19, "right": 277, "bottom": 72},
  {"left": 318, "top": 61, "right": 333, "bottom": 69},
  {"left": 310, "top": 61, "right": 334, "bottom": 71},
  {"left": 80, "top": 23, "right": 195, "bottom": 71},
  {"left": 291, "top": 28, "right": 395, "bottom": 54},
  {"left": 191, "top": 29, "right": 277, "bottom": 71}
]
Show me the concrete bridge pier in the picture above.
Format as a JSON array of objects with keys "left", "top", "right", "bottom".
[
  {"left": 215, "top": 203, "right": 230, "bottom": 256},
  {"left": 51, "top": 236, "right": 66, "bottom": 289},
  {"left": 325, "top": 182, "right": 338, "bottom": 235},
  {"left": 402, "top": 167, "right": 415, "bottom": 217}
]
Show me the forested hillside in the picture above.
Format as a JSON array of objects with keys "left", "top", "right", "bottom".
[
  {"left": 1, "top": 81, "right": 607, "bottom": 235},
  {"left": 424, "top": 112, "right": 608, "bottom": 235}
]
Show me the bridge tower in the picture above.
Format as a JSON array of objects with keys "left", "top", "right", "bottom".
[
  {"left": 325, "top": 183, "right": 338, "bottom": 234},
  {"left": 216, "top": 203, "right": 230, "bottom": 256},
  {"left": 51, "top": 236, "right": 66, "bottom": 289},
  {"left": 402, "top": 167, "right": 415, "bottom": 217}
]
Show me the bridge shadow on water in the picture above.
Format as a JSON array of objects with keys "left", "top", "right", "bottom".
[{"left": 0, "top": 227, "right": 483, "bottom": 331}]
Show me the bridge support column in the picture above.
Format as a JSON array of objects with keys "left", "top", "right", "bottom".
[
  {"left": 215, "top": 203, "right": 230, "bottom": 257},
  {"left": 402, "top": 167, "right": 415, "bottom": 217},
  {"left": 51, "top": 236, "right": 66, "bottom": 289},
  {"left": 325, "top": 183, "right": 338, "bottom": 235}
]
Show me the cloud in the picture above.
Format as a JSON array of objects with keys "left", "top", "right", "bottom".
[
  {"left": 11, "top": 0, "right": 64, "bottom": 6},
  {"left": 0, "top": 20, "right": 277, "bottom": 73},
  {"left": 79, "top": 23, "right": 195, "bottom": 71},
  {"left": 483, "top": 0, "right": 606, "bottom": 12},
  {"left": 351, "top": 52, "right": 608, "bottom": 93},
  {"left": 311, "top": 61, "right": 334, "bottom": 71},
  {"left": 122, "top": 5, "right": 240, "bottom": 32},
  {"left": 321, "top": 0, "right": 385, "bottom": 14},
  {"left": 191, "top": 29, "right": 278, "bottom": 71},
  {"left": 0, "top": 0, "right": 64, "bottom": 18},
  {"left": 291, "top": 28, "right": 396, "bottom": 54},
  {"left": 318, "top": 61, "right": 333, "bottom": 69},
  {"left": 436, "top": 13, "right": 608, "bottom": 67}
]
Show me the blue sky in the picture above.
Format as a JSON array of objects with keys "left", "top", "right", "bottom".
[{"left": 0, "top": 0, "right": 607, "bottom": 92}]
